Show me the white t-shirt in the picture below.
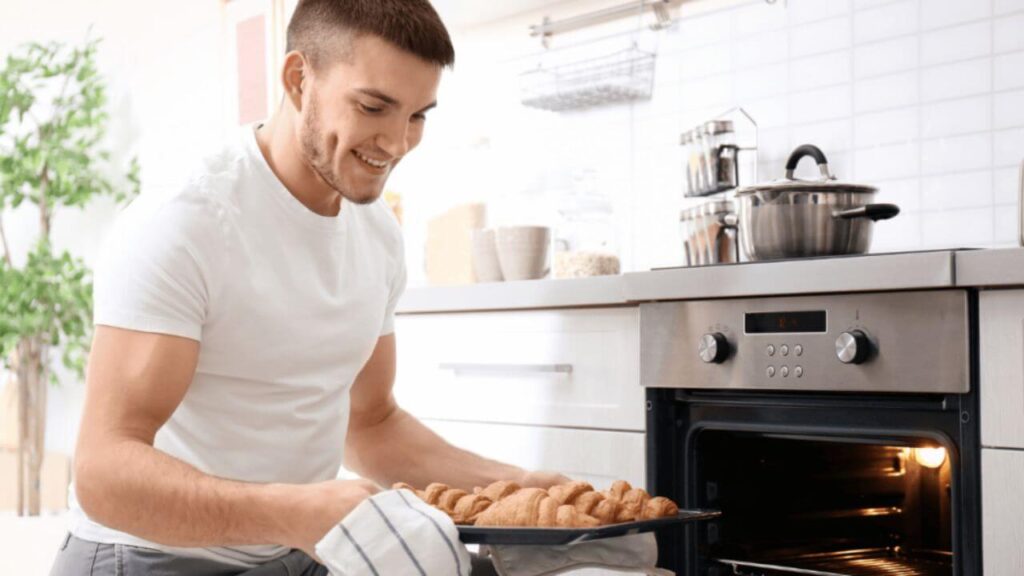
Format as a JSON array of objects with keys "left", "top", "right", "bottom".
[{"left": 68, "top": 127, "right": 407, "bottom": 567}]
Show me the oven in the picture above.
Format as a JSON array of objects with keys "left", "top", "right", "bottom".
[{"left": 641, "top": 289, "right": 982, "bottom": 575}]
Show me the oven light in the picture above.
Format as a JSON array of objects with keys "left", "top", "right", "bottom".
[{"left": 913, "top": 447, "right": 947, "bottom": 469}]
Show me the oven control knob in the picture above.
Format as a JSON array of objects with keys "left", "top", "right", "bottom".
[
  {"left": 836, "top": 330, "right": 871, "bottom": 364},
  {"left": 699, "top": 333, "right": 730, "bottom": 364}
]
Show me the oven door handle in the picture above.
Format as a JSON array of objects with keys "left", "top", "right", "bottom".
[{"left": 438, "top": 362, "right": 573, "bottom": 377}]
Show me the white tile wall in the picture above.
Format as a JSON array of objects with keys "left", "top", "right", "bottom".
[
  {"left": 790, "top": 84, "right": 853, "bottom": 124},
  {"left": 790, "top": 16, "right": 851, "bottom": 58},
  {"left": 854, "top": 108, "right": 919, "bottom": 147},
  {"left": 921, "top": 208, "right": 995, "bottom": 248},
  {"left": 854, "top": 72, "right": 919, "bottom": 113},
  {"left": 734, "top": 30, "right": 789, "bottom": 69},
  {"left": 996, "top": 0, "right": 1024, "bottom": 16},
  {"left": 921, "top": 133, "right": 992, "bottom": 174},
  {"left": 854, "top": 142, "right": 920, "bottom": 181},
  {"left": 995, "top": 203, "right": 1018, "bottom": 244},
  {"left": 402, "top": 0, "right": 1024, "bottom": 282},
  {"left": 787, "top": 0, "right": 850, "bottom": 26},
  {"left": 853, "top": 1, "right": 918, "bottom": 44},
  {"left": 921, "top": 21, "right": 992, "bottom": 66},
  {"left": 995, "top": 51, "right": 1024, "bottom": 90},
  {"left": 792, "top": 51, "right": 851, "bottom": 91},
  {"left": 996, "top": 128, "right": 1024, "bottom": 166},
  {"left": 735, "top": 62, "right": 788, "bottom": 100},
  {"left": 922, "top": 171, "right": 994, "bottom": 209},
  {"left": 995, "top": 166, "right": 1023, "bottom": 205},
  {"left": 994, "top": 13, "right": 1024, "bottom": 53},
  {"left": 919, "top": 0, "right": 991, "bottom": 31},
  {"left": 921, "top": 96, "right": 992, "bottom": 139},
  {"left": 921, "top": 59, "right": 992, "bottom": 103},
  {"left": 854, "top": 36, "right": 918, "bottom": 79},
  {"left": 792, "top": 119, "right": 854, "bottom": 155}
]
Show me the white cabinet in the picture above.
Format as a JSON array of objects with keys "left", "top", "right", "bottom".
[
  {"left": 394, "top": 308, "right": 644, "bottom": 431},
  {"left": 421, "top": 419, "right": 645, "bottom": 489},
  {"left": 394, "top": 306, "right": 646, "bottom": 576},
  {"left": 982, "top": 448, "right": 1024, "bottom": 575},
  {"left": 979, "top": 290, "right": 1024, "bottom": 449}
]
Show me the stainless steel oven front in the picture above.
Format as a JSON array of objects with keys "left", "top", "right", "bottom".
[{"left": 641, "top": 289, "right": 981, "bottom": 576}]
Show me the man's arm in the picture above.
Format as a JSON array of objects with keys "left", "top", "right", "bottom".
[
  {"left": 74, "top": 326, "right": 377, "bottom": 555},
  {"left": 343, "top": 334, "right": 568, "bottom": 492}
]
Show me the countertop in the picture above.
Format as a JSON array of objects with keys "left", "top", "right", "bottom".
[
  {"left": 955, "top": 248, "right": 1024, "bottom": 287},
  {"left": 397, "top": 249, "right": 990, "bottom": 314}
]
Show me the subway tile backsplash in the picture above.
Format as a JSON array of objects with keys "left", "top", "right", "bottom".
[
  {"left": 920, "top": 21, "right": 992, "bottom": 66},
  {"left": 399, "top": 0, "right": 1024, "bottom": 282},
  {"left": 919, "top": 0, "right": 992, "bottom": 31},
  {"left": 853, "top": 1, "right": 918, "bottom": 44}
]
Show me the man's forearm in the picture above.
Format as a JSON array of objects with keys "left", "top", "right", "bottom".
[
  {"left": 75, "top": 437, "right": 306, "bottom": 548},
  {"left": 344, "top": 407, "right": 525, "bottom": 492}
]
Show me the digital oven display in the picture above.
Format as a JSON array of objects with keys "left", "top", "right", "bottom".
[{"left": 745, "top": 310, "right": 827, "bottom": 334}]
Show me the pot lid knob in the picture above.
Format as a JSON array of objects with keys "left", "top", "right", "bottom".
[{"left": 785, "top": 144, "right": 836, "bottom": 181}]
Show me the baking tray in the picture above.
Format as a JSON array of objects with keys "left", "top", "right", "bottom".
[{"left": 457, "top": 509, "right": 721, "bottom": 546}]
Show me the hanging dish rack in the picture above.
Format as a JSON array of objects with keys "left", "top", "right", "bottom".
[
  {"left": 519, "top": 0, "right": 671, "bottom": 112},
  {"left": 519, "top": 44, "right": 656, "bottom": 112}
]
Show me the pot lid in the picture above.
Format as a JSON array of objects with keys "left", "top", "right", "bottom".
[{"left": 736, "top": 144, "right": 877, "bottom": 196}]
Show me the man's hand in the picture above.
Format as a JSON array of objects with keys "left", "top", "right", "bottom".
[
  {"left": 289, "top": 478, "right": 381, "bottom": 559},
  {"left": 517, "top": 470, "right": 572, "bottom": 490}
]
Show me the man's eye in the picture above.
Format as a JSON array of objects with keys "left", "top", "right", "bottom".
[
  {"left": 412, "top": 113, "right": 427, "bottom": 122},
  {"left": 359, "top": 103, "right": 383, "bottom": 114}
]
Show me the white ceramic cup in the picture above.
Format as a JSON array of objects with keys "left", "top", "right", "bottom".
[
  {"left": 471, "top": 228, "right": 504, "bottom": 283},
  {"left": 495, "top": 226, "right": 551, "bottom": 281}
]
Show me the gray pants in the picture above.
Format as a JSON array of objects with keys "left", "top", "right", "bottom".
[{"left": 50, "top": 533, "right": 499, "bottom": 576}]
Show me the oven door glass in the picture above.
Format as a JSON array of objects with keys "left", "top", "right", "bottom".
[{"left": 698, "top": 431, "right": 953, "bottom": 576}]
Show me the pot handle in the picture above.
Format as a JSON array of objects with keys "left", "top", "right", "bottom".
[
  {"left": 834, "top": 203, "right": 901, "bottom": 222},
  {"left": 785, "top": 144, "right": 835, "bottom": 181}
]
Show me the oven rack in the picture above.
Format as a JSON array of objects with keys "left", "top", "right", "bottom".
[{"left": 717, "top": 547, "right": 952, "bottom": 576}]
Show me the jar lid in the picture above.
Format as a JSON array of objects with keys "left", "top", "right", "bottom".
[{"left": 702, "top": 120, "right": 733, "bottom": 135}]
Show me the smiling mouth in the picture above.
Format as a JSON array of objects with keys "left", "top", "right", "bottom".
[{"left": 353, "top": 150, "right": 390, "bottom": 170}]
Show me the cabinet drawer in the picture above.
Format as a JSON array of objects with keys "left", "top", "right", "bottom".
[
  {"left": 982, "top": 449, "right": 1024, "bottom": 574},
  {"left": 422, "top": 419, "right": 645, "bottom": 489},
  {"left": 979, "top": 290, "right": 1024, "bottom": 449},
  {"left": 394, "top": 308, "right": 643, "bottom": 431}
]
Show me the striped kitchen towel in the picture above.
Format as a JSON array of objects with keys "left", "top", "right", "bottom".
[
  {"left": 315, "top": 488, "right": 472, "bottom": 576},
  {"left": 484, "top": 533, "right": 674, "bottom": 576}
]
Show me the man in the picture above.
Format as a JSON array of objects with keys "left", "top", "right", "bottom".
[{"left": 50, "top": 1, "right": 564, "bottom": 574}]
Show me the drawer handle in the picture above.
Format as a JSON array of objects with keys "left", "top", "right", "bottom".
[{"left": 438, "top": 363, "right": 573, "bottom": 376}]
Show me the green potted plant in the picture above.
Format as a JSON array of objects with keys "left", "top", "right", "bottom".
[{"left": 0, "top": 38, "right": 138, "bottom": 515}]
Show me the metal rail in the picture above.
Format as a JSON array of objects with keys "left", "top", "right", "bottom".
[{"left": 529, "top": 0, "right": 674, "bottom": 39}]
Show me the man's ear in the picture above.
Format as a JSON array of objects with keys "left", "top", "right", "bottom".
[{"left": 281, "top": 51, "right": 307, "bottom": 111}]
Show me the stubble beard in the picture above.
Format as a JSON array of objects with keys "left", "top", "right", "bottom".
[{"left": 299, "top": 94, "right": 381, "bottom": 206}]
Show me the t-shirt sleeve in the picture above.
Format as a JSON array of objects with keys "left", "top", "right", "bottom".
[
  {"left": 379, "top": 248, "right": 407, "bottom": 337},
  {"left": 93, "top": 193, "right": 222, "bottom": 342}
]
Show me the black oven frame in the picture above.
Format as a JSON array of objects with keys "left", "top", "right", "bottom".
[{"left": 644, "top": 296, "right": 982, "bottom": 576}]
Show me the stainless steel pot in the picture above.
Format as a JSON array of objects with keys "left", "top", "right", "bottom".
[{"left": 734, "top": 144, "right": 899, "bottom": 261}]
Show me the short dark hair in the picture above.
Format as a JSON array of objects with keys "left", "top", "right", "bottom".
[{"left": 286, "top": 0, "right": 455, "bottom": 70}]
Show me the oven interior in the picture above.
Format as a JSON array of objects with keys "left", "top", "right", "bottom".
[{"left": 697, "top": 430, "right": 954, "bottom": 576}]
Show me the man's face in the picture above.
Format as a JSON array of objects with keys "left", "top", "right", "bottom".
[{"left": 296, "top": 35, "right": 442, "bottom": 205}]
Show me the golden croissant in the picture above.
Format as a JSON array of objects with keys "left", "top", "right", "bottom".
[
  {"left": 392, "top": 479, "right": 678, "bottom": 527},
  {"left": 393, "top": 482, "right": 493, "bottom": 524},
  {"left": 474, "top": 487, "right": 601, "bottom": 528}
]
